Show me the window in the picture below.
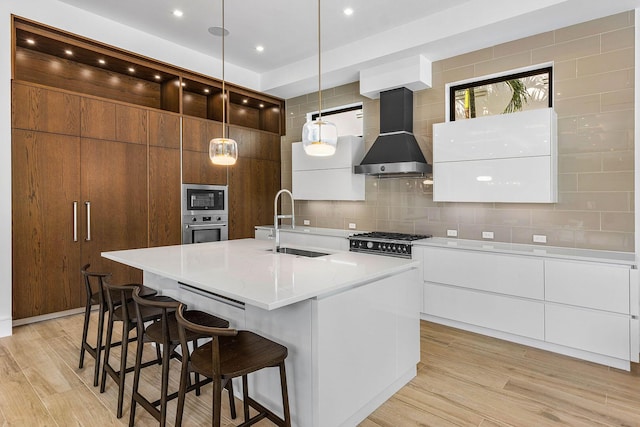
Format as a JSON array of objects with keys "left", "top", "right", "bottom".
[
  {"left": 449, "top": 66, "right": 552, "bottom": 121},
  {"left": 307, "top": 102, "right": 363, "bottom": 137}
]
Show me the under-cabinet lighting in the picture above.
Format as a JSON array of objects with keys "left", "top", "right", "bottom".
[
  {"left": 154, "top": 74, "right": 161, "bottom": 80},
  {"left": 173, "top": 9, "right": 183, "bottom": 17},
  {"left": 181, "top": 82, "right": 186, "bottom": 87},
  {"left": 259, "top": 103, "right": 264, "bottom": 108},
  {"left": 98, "top": 59, "right": 106, "bottom": 65},
  {"left": 128, "top": 67, "right": 135, "bottom": 73},
  {"left": 64, "top": 49, "right": 73, "bottom": 56},
  {"left": 204, "top": 88, "right": 210, "bottom": 94},
  {"left": 242, "top": 99, "right": 248, "bottom": 104},
  {"left": 26, "top": 38, "right": 35, "bottom": 45}
]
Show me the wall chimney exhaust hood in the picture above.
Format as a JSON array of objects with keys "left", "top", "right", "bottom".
[{"left": 354, "top": 87, "right": 432, "bottom": 176}]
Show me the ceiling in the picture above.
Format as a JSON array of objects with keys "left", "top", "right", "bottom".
[{"left": 57, "top": 0, "right": 640, "bottom": 99}]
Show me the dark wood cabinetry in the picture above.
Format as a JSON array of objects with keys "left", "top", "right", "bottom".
[
  {"left": 11, "top": 82, "right": 182, "bottom": 319},
  {"left": 11, "top": 17, "right": 283, "bottom": 319}
]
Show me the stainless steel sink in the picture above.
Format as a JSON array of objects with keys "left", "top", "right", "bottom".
[{"left": 275, "top": 247, "right": 329, "bottom": 258}]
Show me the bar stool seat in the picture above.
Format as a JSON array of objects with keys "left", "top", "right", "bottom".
[
  {"left": 175, "top": 303, "right": 291, "bottom": 427},
  {"left": 129, "top": 288, "right": 235, "bottom": 427},
  {"left": 79, "top": 264, "right": 156, "bottom": 387}
]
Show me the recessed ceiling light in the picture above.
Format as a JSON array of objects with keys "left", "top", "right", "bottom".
[
  {"left": 26, "top": 38, "right": 35, "bottom": 45},
  {"left": 255, "top": 45, "right": 264, "bottom": 52},
  {"left": 173, "top": 9, "right": 183, "bottom": 17},
  {"left": 128, "top": 67, "right": 135, "bottom": 73},
  {"left": 64, "top": 49, "right": 73, "bottom": 56},
  {"left": 98, "top": 59, "right": 106, "bottom": 65},
  {"left": 343, "top": 7, "right": 354, "bottom": 16}
]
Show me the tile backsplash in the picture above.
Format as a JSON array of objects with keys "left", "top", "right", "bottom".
[{"left": 280, "top": 11, "right": 635, "bottom": 252}]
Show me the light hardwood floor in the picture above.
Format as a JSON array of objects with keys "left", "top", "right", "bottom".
[{"left": 1, "top": 313, "right": 640, "bottom": 426}]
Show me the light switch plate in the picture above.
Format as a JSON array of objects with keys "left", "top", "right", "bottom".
[
  {"left": 482, "top": 231, "right": 494, "bottom": 240},
  {"left": 303, "top": 219, "right": 311, "bottom": 226},
  {"left": 348, "top": 223, "right": 357, "bottom": 229},
  {"left": 533, "top": 234, "right": 547, "bottom": 243},
  {"left": 447, "top": 229, "right": 458, "bottom": 237}
]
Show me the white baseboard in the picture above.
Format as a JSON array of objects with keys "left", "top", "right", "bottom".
[{"left": 0, "top": 318, "right": 11, "bottom": 338}]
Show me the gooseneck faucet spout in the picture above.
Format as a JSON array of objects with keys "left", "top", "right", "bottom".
[{"left": 273, "top": 189, "right": 295, "bottom": 253}]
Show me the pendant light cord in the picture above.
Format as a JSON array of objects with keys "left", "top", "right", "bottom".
[
  {"left": 317, "top": 0, "right": 322, "bottom": 121},
  {"left": 221, "top": 0, "right": 227, "bottom": 139}
]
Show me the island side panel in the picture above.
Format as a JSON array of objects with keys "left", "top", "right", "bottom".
[
  {"left": 245, "top": 300, "right": 314, "bottom": 427},
  {"left": 313, "top": 268, "right": 421, "bottom": 427}
]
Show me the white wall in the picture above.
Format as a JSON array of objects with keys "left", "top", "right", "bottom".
[{"left": 0, "top": 0, "right": 261, "bottom": 337}]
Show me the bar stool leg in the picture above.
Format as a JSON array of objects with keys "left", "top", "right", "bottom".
[
  {"left": 227, "top": 379, "right": 236, "bottom": 419},
  {"left": 79, "top": 299, "right": 91, "bottom": 370},
  {"left": 175, "top": 351, "right": 189, "bottom": 427},
  {"left": 279, "top": 362, "right": 291, "bottom": 427},
  {"left": 159, "top": 342, "right": 172, "bottom": 426},
  {"left": 100, "top": 312, "right": 115, "bottom": 393},
  {"left": 128, "top": 326, "right": 145, "bottom": 427},
  {"left": 116, "top": 319, "right": 131, "bottom": 418},
  {"left": 212, "top": 372, "right": 223, "bottom": 427},
  {"left": 242, "top": 375, "right": 250, "bottom": 422},
  {"left": 93, "top": 306, "right": 106, "bottom": 387}
]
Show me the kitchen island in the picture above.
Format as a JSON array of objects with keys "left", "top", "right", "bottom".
[{"left": 102, "top": 238, "right": 421, "bottom": 427}]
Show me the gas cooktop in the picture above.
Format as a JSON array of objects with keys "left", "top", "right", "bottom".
[{"left": 348, "top": 231, "right": 431, "bottom": 258}]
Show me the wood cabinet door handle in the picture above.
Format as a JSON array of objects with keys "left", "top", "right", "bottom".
[
  {"left": 73, "top": 201, "right": 78, "bottom": 242},
  {"left": 85, "top": 201, "right": 91, "bottom": 241}
]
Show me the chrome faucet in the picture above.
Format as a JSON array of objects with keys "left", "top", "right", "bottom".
[{"left": 273, "top": 189, "right": 295, "bottom": 253}]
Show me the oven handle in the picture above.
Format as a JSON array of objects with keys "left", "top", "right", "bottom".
[{"left": 184, "top": 223, "right": 228, "bottom": 229}]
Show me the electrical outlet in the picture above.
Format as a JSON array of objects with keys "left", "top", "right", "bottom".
[
  {"left": 533, "top": 234, "right": 547, "bottom": 243},
  {"left": 348, "top": 223, "right": 357, "bottom": 230},
  {"left": 482, "top": 231, "right": 494, "bottom": 240},
  {"left": 447, "top": 229, "right": 458, "bottom": 237},
  {"left": 303, "top": 219, "right": 310, "bottom": 226}
]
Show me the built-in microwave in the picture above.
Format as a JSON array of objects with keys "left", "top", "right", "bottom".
[{"left": 182, "top": 184, "right": 229, "bottom": 244}]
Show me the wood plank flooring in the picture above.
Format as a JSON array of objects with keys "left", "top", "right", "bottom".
[{"left": 1, "top": 313, "right": 639, "bottom": 426}]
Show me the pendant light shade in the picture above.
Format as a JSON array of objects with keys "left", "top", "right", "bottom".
[
  {"left": 302, "top": 119, "right": 337, "bottom": 156},
  {"left": 209, "top": 137, "right": 238, "bottom": 165},
  {"left": 302, "top": 0, "right": 337, "bottom": 157},
  {"left": 209, "top": 0, "right": 237, "bottom": 166}
]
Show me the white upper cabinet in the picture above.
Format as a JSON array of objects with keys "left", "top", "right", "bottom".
[
  {"left": 432, "top": 108, "right": 557, "bottom": 203},
  {"left": 292, "top": 135, "right": 365, "bottom": 201}
]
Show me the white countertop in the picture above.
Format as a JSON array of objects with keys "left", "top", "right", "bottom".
[
  {"left": 414, "top": 237, "right": 636, "bottom": 266},
  {"left": 255, "top": 225, "right": 360, "bottom": 238},
  {"left": 102, "top": 239, "right": 418, "bottom": 310}
]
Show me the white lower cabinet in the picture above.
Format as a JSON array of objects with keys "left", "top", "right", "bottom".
[
  {"left": 418, "top": 244, "right": 637, "bottom": 369},
  {"left": 545, "top": 304, "right": 630, "bottom": 360},
  {"left": 423, "top": 283, "right": 544, "bottom": 339}
]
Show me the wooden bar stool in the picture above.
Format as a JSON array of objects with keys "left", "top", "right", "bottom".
[
  {"left": 100, "top": 283, "right": 167, "bottom": 418},
  {"left": 175, "top": 303, "right": 291, "bottom": 427},
  {"left": 79, "top": 264, "right": 157, "bottom": 387},
  {"left": 129, "top": 288, "right": 235, "bottom": 427}
]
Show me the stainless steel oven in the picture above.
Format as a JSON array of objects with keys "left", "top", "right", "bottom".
[{"left": 182, "top": 184, "right": 229, "bottom": 244}]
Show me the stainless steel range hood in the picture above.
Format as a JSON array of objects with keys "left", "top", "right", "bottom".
[{"left": 354, "top": 87, "right": 432, "bottom": 176}]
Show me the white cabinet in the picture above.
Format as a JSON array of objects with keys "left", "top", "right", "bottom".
[
  {"left": 423, "top": 247, "right": 543, "bottom": 299},
  {"left": 423, "top": 283, "right": 544, "bottom": 339},
  {"left": 432, "top": 108, "right": 557, "bottom": 203},
  {"left": 292, "top": 135, "right": 365, "bottom": 201},
  {"left": 419, "top": 243, "right": 637, "bottom": 369}
]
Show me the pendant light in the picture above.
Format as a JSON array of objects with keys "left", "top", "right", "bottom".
[
  {"left": 302, "top": 0, "right": 338, "bottom": 157},
  {"left": 209, "top": 0, "right": 238, "bottom": 166}
]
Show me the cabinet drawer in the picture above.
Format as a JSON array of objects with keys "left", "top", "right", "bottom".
[
  {"left": 423, "top": 247, "right": 544, "bottom": 299},
  {"left": 545, "top": 260, "right": 630, "bottom": 314},
  {"left": 545, "top": 304, "right": 629, "bottom": 360},
  {"left": 423, "top": 283, "right": 544, "bottom": 340}
]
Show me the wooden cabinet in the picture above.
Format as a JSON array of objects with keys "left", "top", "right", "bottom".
[
  {"left": 11, "top": 83, "right": 184, "bottom": 319},
  {"left": 148, "top": 111, "right": 181, "bottom": 247},
  {"left": 182, "top": 116, "right": 227, "bottom": 185},
  {"left": 11, "top": 130, "right": 82, "bottom": 319}
]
